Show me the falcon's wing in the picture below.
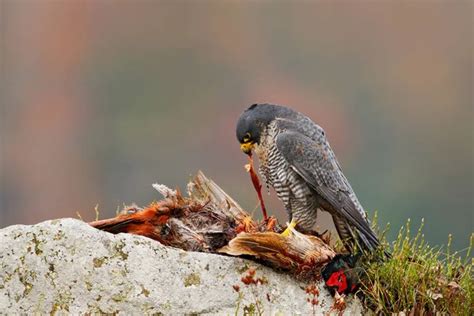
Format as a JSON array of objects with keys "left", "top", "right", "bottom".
[{"left": 275, "top": 130, "right": 379, "bottom": 250}]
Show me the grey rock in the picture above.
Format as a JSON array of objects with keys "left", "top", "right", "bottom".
[{"left": 0, "top": 218, "right": 362, "bottom": 315}]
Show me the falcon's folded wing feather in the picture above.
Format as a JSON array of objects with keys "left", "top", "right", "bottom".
[{"left": 275, "top": 131, "right": 379, "bottom": 250}]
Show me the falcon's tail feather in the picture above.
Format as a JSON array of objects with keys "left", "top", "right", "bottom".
[
  {"left": 332, "top": 214, "right": 380, "bottom": 253},
  {"left": 357, "top": 230, "right": 380, "bottom": 252}
]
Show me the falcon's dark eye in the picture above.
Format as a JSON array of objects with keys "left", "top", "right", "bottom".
[{"left": 243, "top": 133, "right": 251, "bottom": 142}]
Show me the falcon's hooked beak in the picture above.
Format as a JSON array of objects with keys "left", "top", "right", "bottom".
[{"left": 240, "top": 142, "right": 255, "bottom": 155}]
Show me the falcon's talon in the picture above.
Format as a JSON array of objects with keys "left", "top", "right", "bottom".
[{"left": 281, "top": 220, "right": 297, "bottom": 237}]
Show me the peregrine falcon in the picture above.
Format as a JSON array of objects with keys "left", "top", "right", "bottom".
[{"left": 236, "top": 103, "right": 379, "bottom": 252}]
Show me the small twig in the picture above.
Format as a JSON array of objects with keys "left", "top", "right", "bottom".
[
  {"left": 76, "top": 211, "right": 83, "bottom": 221},
  {"left": 94, "top": 204, "right": 100, "bottom": 221}
]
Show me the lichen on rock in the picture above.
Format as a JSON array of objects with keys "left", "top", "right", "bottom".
[{"left": 0, "top": 218, "right": 362, "bottom": 314}]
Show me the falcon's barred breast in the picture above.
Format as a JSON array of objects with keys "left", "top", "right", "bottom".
[{"left": 236, "top": 103, "right": 380, "bottom": 252}]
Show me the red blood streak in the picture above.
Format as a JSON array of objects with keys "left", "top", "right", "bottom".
[{"left": 248, "top": 154, "right": 268, "bottom": 220}]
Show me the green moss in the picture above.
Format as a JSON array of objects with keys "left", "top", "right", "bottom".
[
  {"left": 160, "top": 302, "right": 172, "bottom": 310},
  {"left": 111, "top": 292, "right": 126, "bottom": 302},
  {"left": 50, "top": 291, "right": 72, "bottom": 315},
  {"left": 50, "top": 303, "right": 59, "bottom": 315},
  {"left": 93, "top": 257, "right": 107, "bottom": 268},
  {"left": 140, "top": 285, "right": 151, "bottom": 297},
  {"left": 113, "top": 241, "right": 129, "bottom": 260},
  {"left": 183, "top": 273, "right": 201, "bottom": 287},
  {"left": 31, "top": 233, "right": 43, "bottom": 256},
  {"left": 236, "top": 263, "right": 251, "bottom": 274},
  {"left": 53, "top": 230, "right": 65, "bottom": 241},
  {"left": 19, "top": 275, "right": 33, "bottom": 297},
  {"left": 243, "top": 303, "right": 256, "bottom": 315},
  {"left": 18, "top": 269, "right": 37, "bottom": 297},
  {"left": 2, "top": 270, "right": 13, "bottom": 283},
  {"left": 361, "top": 217, "right": 474, "bottom": 315},
  {"left": 85, "top": 280, "right": 93, "bottom": 291}
]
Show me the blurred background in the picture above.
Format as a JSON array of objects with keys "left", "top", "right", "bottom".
[{"left": 1, "top": 1, "right": 472, "bottom": 250}]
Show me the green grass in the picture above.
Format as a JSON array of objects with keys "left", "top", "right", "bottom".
[{"left": 360, "top": 216, "right": 473, "bottom": 315}]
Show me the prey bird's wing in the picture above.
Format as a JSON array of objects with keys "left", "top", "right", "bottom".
[{"left": 275, "top": 130, "right": 379, "bottom": 250}]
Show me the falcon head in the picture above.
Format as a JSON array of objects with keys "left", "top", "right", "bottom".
[{"left": 236, "top": 103, "right": 293, "bottom": 155}]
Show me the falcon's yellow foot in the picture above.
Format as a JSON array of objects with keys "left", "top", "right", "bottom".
[{"left": 281, "top": 220, "right": 297, "bottom": 237}]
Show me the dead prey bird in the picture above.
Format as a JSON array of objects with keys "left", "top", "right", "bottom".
[{"left": 89, "top": 172, "right": 335, "bottom": 279}]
